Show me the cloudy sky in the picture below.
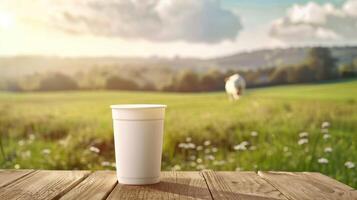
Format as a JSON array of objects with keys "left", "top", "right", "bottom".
[{"left": 0, "top": 0, "right": 356, "bottom": 58}]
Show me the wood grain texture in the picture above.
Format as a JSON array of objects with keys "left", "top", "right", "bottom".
[
  {"left": 0, "top": 170, "right": 90, "bottom": 200},
  {"left": 0, "top": 170, "right": 355, "bottom": 200},
  {"left": 107, "top": 171, "right": 212, "bottom": 200},
  {"left": 258, "top": 171, "right": 357, "bottom": 200},
  {"left": 201, "top": 170, "right": 287, "bottom": 200},
  {"left": 60, "top": 171, "right": 117, "bottom": 200},
  {"left": 303, "top": 172, "right": 355, "bottom": 191},
  {"left": 0, "top": 170, "right": 34, "bottom": 188}
]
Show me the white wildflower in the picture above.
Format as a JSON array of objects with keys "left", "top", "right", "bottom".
[
  {"left": 234, "top": 144, "right": 245, "bottom": 151},
  {"left": 29, "top": 134, "right": 36, "bottom": 141},
  {"left": 89, "top": 146, "right": 100, "bottom": 154},
  {"left": 344, "top": 161, "right": 355, "bottom": 169},
  {"left": 241, "top": 141, "right": 249, "bottom": 146},
  {"left": 234, "top": 141, "right": 249, "bottom": 151},
  {"left": 251, "top": 131, "right": 258, "bottom": 137},
  {"left": 204, "top": 140, "right": 211, "bottom": 146},
  {"left": 318, "top": 157, "right": 329, "bottom": 164},
  {"left": 205, "top": 155, "right": 215, "bottom": 161},
  {"left": 178, "top": 143, "right": 188, "bottom": 149},
  {"left": 111, "top": 162, "right": 116, "bottom": 168},
  {"left": 204, "top": 148, "right": 211, "bottom": 154},
  {"left": 59, "top": 136, "right": 71, "bottom": 147},
  {"left": 234, "top": 144, "right": 246, "bottom": 151},
  {"left": 14, "top": 164, "right": 20, "bottom": 169},
  {"left": 187, "top": 143, "right": 196, "bottom": 149},
  {"left": 321, "top": 121, "right": 330, "bottom": 129},
  {"left": 196, "top": 145, "right": 203, "bottom": 151},
  {"left": 172, "top": 164, "right": 181, "bottom": 171},
  {"left": 196, "top": 158, "right": 203, "bottom": 163},
  {"left": 323, "top": 134, "right": 331, "bottom": 140},
  {"left": 185, "top": 137, "right": 192, "bottom": 142},
  {"left": 42, "top": 149, "right": 51, "bottom": 155},
  {"left": 211, "top": 147, "right": 218, "bottom": 153},
  {"left": 324, "top": 147, "right": 333, "bottom": 153},
  {"left": 298, "top": 138, "right": 309, "bottom": 145},
  {"left": 101, "top": 161, "right": 110, "bottom": 167},
  {"left": 190, "top": 162, "right": 197, "bottom": 167},
  {"left": 235, "top": 167, "right": 242, "bottom": 171},
  {"left": 18, "top": 140, "right": 25, "bottom": 146},
  {"left": 178, "top": 143, "right": 184, "bottom": 148},
  {"left": 299, "top": 132, "right": 309, "bottom": 138}
]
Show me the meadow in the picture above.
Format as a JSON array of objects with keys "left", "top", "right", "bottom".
[{"left": 0, "top": 79, "right": 356, "bottom": 188}]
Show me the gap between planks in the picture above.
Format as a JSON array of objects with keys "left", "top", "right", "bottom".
[
  {"left": 1, "top": 170, "right": 355, "bottom": 200},
  {"left": 0, "top": 169, "right": 37, "bottom": 188},
  {"left": 60, "top": 171, "right": 118, "bottom": 200},
  {"left": 201, "top": 170, "right": 288, "bottom": 200},
  {"left": 106, "top": 171, "right": 212, "bottom": 199},
  {"left": 0, "top": 170, "right": 92, "bottom": 200}
]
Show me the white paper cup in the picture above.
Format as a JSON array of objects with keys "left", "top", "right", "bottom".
[{"left": 110, "top": 104, "right": 166, "bottom": 185}]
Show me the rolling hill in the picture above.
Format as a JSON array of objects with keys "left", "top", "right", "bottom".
[{"left": 0, "top": 46, "right": 356, "bottom": 79}]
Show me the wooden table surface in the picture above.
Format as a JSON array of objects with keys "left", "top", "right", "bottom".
[{"left": 0, "top": 170, "right": 356, "bottom": 200}]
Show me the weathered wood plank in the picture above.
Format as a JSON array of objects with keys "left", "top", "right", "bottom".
[
  {"left": 60, "top": 171, "right": 117, "bottom": 200},
  {"left": 0, "top": 170, "right": 90, "bottom": 200},
  {"left": 0, "top": 170, "right": 34, "bottom": 188},
  {"left": 106, "top": 171, "right": 212, "bottom": 199},
  {"left": 201, "top": 170, "right": 287, "bottom": 200},
  {"left": 0, "top": 170, "right": 355, "bottom": 200},
  {"left": 303, "top": 172, "right": 355, "bottom": 191},
  {"left": 258, "top": 171, "right": 357, "bottom": 200}
]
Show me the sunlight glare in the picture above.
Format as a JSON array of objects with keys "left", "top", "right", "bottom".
[{"left": 0, "top": 12, "right": 15, "bottom": 29}]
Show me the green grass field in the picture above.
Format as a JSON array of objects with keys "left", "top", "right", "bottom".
[{"left": 0, "top": 79, "right": 356, "bottom": 187}]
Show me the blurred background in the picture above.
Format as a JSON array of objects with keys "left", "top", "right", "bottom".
[{"left": 0, "top": 0, "right": 356, "bottom": 187}]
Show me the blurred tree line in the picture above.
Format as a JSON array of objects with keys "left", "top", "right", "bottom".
[{"left": 1, "top": 47, "right": 357, "bottom": 92}]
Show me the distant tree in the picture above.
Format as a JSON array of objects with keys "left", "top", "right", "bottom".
[
  {"left": 200, "top": 69, "right": 223, "bottom": 91},
  {"left": 161, "top": 75, "right": 178, "bottom": 92},
  {"left": 5, "top": 80, "right": 23, "bottom": 92},
  {"left": 105, "top": 76, "right": 139, "bottom": 90},
  {"left": 286, "top": 67, "right": 298, "bottom": 83},
  {"left": 38, "top": 73, "right": 78, "bottom": 91},
  {"left": 294, "top": 64, "right": 315, "bottom": 83},
  {"left": 339, "top": 63, "right": 357, "bottom": 78},
  {"left": 200, "top": 73, "right": 217, "bottom": 91},
  {"left": 269, "top": 67, "right": 288, "bottom": 85},
  {"left": 140, "top": 81, "right": 157, "bottom": 91},
  {"left": 175, "top": 70, "right": 200, "bottom": 92},
  {"left": 353, "top": 58, "right": 357, "bottom": 67},
  {"left": 307, "top": 47, "right": 337, "bottom": 80}
]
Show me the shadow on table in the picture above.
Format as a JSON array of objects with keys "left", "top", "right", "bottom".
[
  {"left": 117, "top": 179, "right": 282, "bottom": 200},
  {"left": 147, "top": 181, "right": 213, "bottom": 199},
  {"left": 143, "top": 181, "right": 277, "bottom": 200}
]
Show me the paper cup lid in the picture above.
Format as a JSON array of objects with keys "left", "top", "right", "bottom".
[{"left": 111, "top": 104, "right": 166, "bottom": 120}]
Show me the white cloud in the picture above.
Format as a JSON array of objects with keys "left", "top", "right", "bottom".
[
  {"left": 343, "top": 0, "right": 357, "bottom": 16},
  {"left": 269, "top": 0, "right": 357, "bottom": 43},
  {"left": 9, "top": 0, "right": 241, "bottom": 43}
]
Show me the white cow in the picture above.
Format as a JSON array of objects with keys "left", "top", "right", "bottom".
[{"left": 225, "top": 74, "right": 246, "bottom": 101}]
